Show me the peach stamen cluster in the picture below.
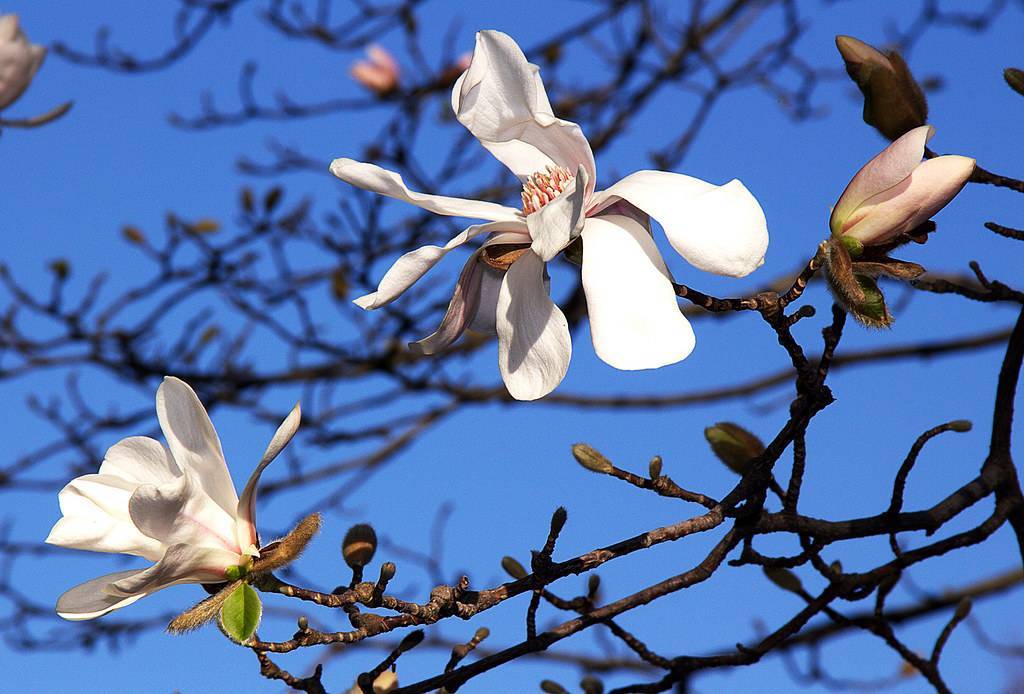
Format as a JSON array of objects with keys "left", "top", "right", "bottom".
[{"left": 521, "top": 165, "right": 574, "bottom": 215}]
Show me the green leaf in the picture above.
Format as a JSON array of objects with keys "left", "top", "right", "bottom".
[{"left": 220, "top": 583, "right": 262, "bottom": 642}]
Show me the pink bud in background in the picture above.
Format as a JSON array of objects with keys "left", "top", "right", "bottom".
[
  {"left": 830, "top": 125, "right": 974, "bottom": 246},
  {"left": 0, "top": 14, "right": 47, "bottom": 111},
  {"left": 350, "top": 44, "right": 400, "bottom": 95}
]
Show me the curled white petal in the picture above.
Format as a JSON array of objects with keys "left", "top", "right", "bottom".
[
  {"left": 236, "top": 402, "right": 301, "bottom": 550},
  {"left": 330, "top": 158, "right": 521, "bottom": 222}
]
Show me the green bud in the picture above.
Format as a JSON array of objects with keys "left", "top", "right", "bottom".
[
  {"left": 852, "top": 275, "right": 894, "bottom": 328},
  {"left": 948, "top": 420, "right": 972, "bottom": 433},
  {"left": 704, "top": 423, "right": 765, "bottom": 474},
  {"left": 342, "top": 523, "right": 377, "bottom": 569},
  {"left": 571, "top": 443, "right": 613, "bottom": 474},
  {"left": 501, "top": 556, "right": 528, "bottom": 579},
  {"left": 763, "top": 567, "right": 804, "bottom": 594},
  {"left": 648, "top": 455, "right": 663, "bottom": 479},
  {"left": 472, "top": 627, "right": 490, "bottom": 642},
  {"left": 1004, "top": 68, "right": 1024, "bottom": 97}
]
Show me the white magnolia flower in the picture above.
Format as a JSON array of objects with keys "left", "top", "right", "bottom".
[
  {"left": 45, "top": 377, "right": 300, "bottom": 620},
  {"left": 331, "top": 30, "right": 768, "bottom": 400},
  {"left": 0, "top": 14, "right": 46, "bottom": 111}
]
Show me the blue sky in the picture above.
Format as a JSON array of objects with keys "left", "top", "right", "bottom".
[{"left": 2, "top": 1, "right": 1023, "bottom": 692}]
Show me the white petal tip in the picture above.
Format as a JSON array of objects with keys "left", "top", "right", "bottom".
[{"left": 353, "top": 293, "right": 377, "bottom": 310}]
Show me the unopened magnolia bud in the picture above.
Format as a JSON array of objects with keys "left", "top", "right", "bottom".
[
  {"left": 580, "top": 675, "right": 604, "bottom": 694},
  {"left": 836, "top": 35, "right": 927, "bottom": 140},
  {"left": 949, "top": 420, "right": 972, "bottom": 432},
  {"left": 121, "top": 226, "right": 145, "bottom": 244},
  {"left": 1004, "top": 67, "right": 1024, "bottom": 97},
  {"left": 571, "top": 443, "right": 613, "bottom": 474},
  {"left": 398, "top": 629, "right": 425, "bottom": 652},
  {"left": 704, "top": 423, "right": 764, "bottom": 474},
  {"left": 501, "top": 556, "right": 527, "bottom": 579},
  {"left": 830, "top": 560, "right": 843, "bottom": 575},
  {"left": 48, "top": 259, "right": 70, "bottom": 279},
  {"left": 297, "top": 615, "right": 309, "bottom": 630},
  {"left": 473, "top": 627, "right": 490, "bottom": 642},
  {"left": 540, "top": 680, "right": 568, "bottom": 694},
  {"left": 342, "top": 523, "right": 377, "bottom": 569},
  {"left": 954, "top": 597, "right": 972, "bottom": 620},
  {"left": 763, "top": 567, "right": 803, "bottom": 594},
  {"left": 648, "top": 455, "right": 663, "bottom": 479},
  {"left": 587, "top": 573, "right": 601, "bottom": 598}
]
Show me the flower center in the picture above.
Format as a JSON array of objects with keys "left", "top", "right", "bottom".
[{"left": 521, "top": 165, "right": 574, "bottom": 215}]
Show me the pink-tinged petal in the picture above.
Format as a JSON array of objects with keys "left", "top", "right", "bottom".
[
  {"left": 0, "top": 15, "right": 45, "bottom": 110},
  {"left": 0, "top": 15, "right": 19, "bottom": 43},
  {"left": 350, "top": 63, "right": 397, "bottom": 93},
  {"left": 156, "top": 377, "right": 238, "bottom": 517},
  {"left": 581, "top": 215, "right": 695, "bottom": 370},
  {"left": 409, "top": 252, "right": 486, "bottom": 355},
  {"left": 496, "top": 251, "right": 571, "bottom": 400},
  {"left": 55, "top": 570, "right": 150, "bottom": 621},
  {"left": 593, "top": 171, "right": 768, "bottom": 277},
  {"left": 452, "top": 30, "right": 596, "bottom": 197},
  {"left": 527, "top": 166, "right": 588, "bottom": 261},
  {"left": 330, "top": 158, "right": 521, "bottom": 222},
  {"left": 106, "top": 544, "right": 240, "bottom": 598},
  {"left": 843, "top": 154, "right": 975, "bottom": 245},
  {"left": 353, "top": 220, "right": 527, "bottom": 310},
  {"left": 235, "top": 402, "right": 301, "bottom": 550},
  {"left": 97, "top": 436, "right": 180, "bottom": 486},
  {"left": 830, "top": 125, "right": 933, "bottom": 235},
  {"left": 129, "top": 469, "right": 239, "bottom": 554}
]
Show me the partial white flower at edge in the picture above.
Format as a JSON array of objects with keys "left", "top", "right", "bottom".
[
  {"left": 45, "top": 377, "right": 300, "bottom": 620},
  {"left": 331, "top": 30, "right": 769, "bottom": 401}
]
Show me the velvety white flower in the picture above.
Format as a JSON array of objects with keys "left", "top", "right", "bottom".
[
  {"left": 331, "top": 30, "right": 768, "bottom": 400},
  {"left": 45, "top": 377, "right": 300, "bottom": 620},
  {"left": 0, "top": 14, "right": 46, "bottom": 111},
  {"left": 350, "top": 45, "right": 400, "bottom": 94},
  {"left": 830, "top": 125, "right": 975, "bottom": 246}
]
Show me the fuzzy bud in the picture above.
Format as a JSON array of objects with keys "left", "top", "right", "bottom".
[
  {"left": 342, "top": 523, "right": 378, "bottom": 569},
  {"left": 501, "top": 556, "right": 528, "bottom": 580},
  {"left": 763, "top": 567, "right": 804, "bottom": 594},
  {"left": 948, "top": 419, "right": 972, "bottom": 433},
  {"left": 571, "top": 443, "right": 613, "bottom": 474},
  {"left": 704, "top": 423, "right": 764, "bottom": 474},
  {"left": 1004, "top": 67, "right": 1024, "bottom": 97},
  {"left": 648, "top": 455, "right": 663, "bottom": 479},
  {"left": 836, "top": 35, "right": 927, "bottom": 140}
]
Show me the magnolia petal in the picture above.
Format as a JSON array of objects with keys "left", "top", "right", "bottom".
[
  {"left": 830, "top": 125, "right": 933, "bottom": 234},
  {"left": 593, "top": 171, "right": 768, "bottom": 277},
  {"left": 409, "top": 252, "right": 486, "bottom": 355},
  {"left": 235, "top": 402, "right": 301, "bottom": 550},
  {"left": 330, "top": 158, "right": 521, "bottom": 222},
  {"left": 467, "top": 262, "right": 505, "bottom": 335},
  {"left": 156, "top": 377, "right": 238, "bottom": 517},
  {"left": 452, "top": 30, "right": 596, "bottom": 197},
  {"left": 843, "top": 154, "right": 975, "bottom": 245},
  {"left": 56, "top": 570, "right": 150, "bottom": 621},
  {"left": 496, "top": 251, "right": 571, "bottom": 400},
  {"left": 97, "top": 436, "right": 180, "bottom": 486},
  {"left": 354, "top": 220, "right": 527, "bottom": 310},
  {"left": 108, "top": 544, "right": 241, "bottom": 597},
  {"left": 581, "top": 216, "right": 696, "bottom": 370},
  {"left": 0, "top": 15, "right": 46, "bottom": 111},
  {"left": 527, "top": 166, "right": 588, "bottom": 262},
  {"left": 129, "top": 469, "right": 239, "bottom": 554}
]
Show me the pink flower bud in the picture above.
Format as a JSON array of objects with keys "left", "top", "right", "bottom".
[
  {"left": 830, "top": 125, "right": 975, "bottom": 246},
  {"left": 0, "top": 14, "right": 46, "bottom": 111},
  {"left": 350, "top": 44, "right": 400, "bottom": 95}
]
